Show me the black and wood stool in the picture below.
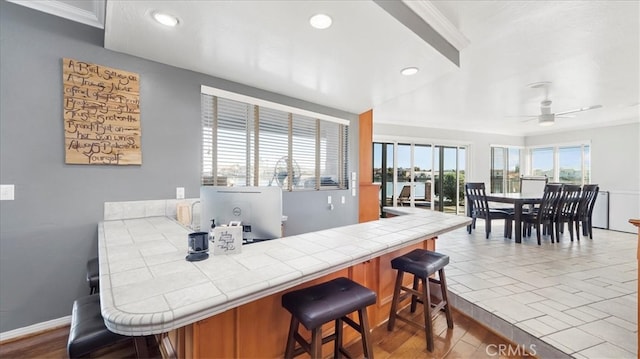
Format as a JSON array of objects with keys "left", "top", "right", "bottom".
[
  {"left": 67, "top": 294, "right": 149, "bottom": 358},
  {"left": 387, "top": 249, "right": 453, "bottom": 352},
  {"left": 281, "top": 277, "right": 377, "bottom": 359},
  {"left": 86, "top": 257, "right": 99, "bottom": 294}
]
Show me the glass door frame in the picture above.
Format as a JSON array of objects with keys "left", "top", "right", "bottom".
[
  {"left": 373, "top": 139, "right": 468, "bottom": 216},
  {"left": 433, "top": 145, "right": 466, "bottom": 214}
]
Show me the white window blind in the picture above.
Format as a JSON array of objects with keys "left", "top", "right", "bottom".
[
  {"left": 213, "top": 97, "right": 256, "bottom": 186},
  {"left": 319, "top": 121, "right": 342, "bottom": 188},
  {"left": 201, "top": 94, "right": 215, "bottom": 184},
  {"left": 201, "top": 90, "right": 349, "bottom": 191},
  {"left": 259, "top": 107, "right": 288, "bottom": 187},
  {"left": 292, "top": 114, "right": 317, "bottom": 190}
]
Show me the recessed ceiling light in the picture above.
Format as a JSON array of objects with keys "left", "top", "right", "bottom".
[
  {"left": 152, "top": 11, "right": 179, "bottom": 27},
  {"left": 309, "top": 14, "right": 332, "bottom": 29},
  {"left": 401, "top": 67, "right": 419, "bottom": 76}
]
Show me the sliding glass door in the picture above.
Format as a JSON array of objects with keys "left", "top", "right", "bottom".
[
  {"left": 374, "top": 142, "right": 466, "bottom": 215},
  {"left": 434, "top": 146, "right": 466, "bottom": 214},
  {"left": 414, "top": 145, "right": 433, "bottom": 207},
  {"left": 373, "top": 143, "right": 394, "bottom": 208}
]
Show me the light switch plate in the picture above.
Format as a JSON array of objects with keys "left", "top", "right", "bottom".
[
  {"left": 176, "top": 187, "right": 185, "bottom": 199},
  {"left": 0, "top": 184, "right": 15, "bottom": 201},
  {"left": 327, "top": 196, "right": 332, "bottom": 204},
  {"left": 341, "top": 196, "right": 345, "bottom": 204}
]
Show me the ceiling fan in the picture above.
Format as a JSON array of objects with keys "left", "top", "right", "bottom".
[
  {"left": 515, "top": 82, "right": 602, "bottom": 126},
  {"left": 522, "top": 99, "right": 603, "bottom": 126}
]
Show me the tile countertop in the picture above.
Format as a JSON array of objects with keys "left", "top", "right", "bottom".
[{"left": 98, "top": 208, "right": 471, "bottom": 336}]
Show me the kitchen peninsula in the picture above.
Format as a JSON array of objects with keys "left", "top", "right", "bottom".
[{"left": 98, "top": 208, "right": 470, "bottom": 358}]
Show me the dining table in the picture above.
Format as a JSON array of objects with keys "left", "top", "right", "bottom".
[{"left": 481, "top": 193, "right": 543, "bottom": 243}]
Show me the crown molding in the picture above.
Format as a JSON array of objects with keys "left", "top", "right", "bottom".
[
  {"left": 401, "top": 0, "right": 470, "bottom": 51},
  {"left": 7, "top": 0, "right": 105, "bottom": 29}
]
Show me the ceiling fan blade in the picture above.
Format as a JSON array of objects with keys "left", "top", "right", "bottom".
[
  {"left": 555, "top": 104, "right": 602, "bottom": 116},
  {"left": 521, "top": 117, "right": 538, "bottom": 122}
]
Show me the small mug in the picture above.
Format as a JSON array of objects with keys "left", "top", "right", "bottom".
[{"left": 188, "top": 232, "right": 209, "bottom": 254}]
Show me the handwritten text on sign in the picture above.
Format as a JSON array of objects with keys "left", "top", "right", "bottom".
[{"left": 63, "top": 58, "right": 141, "bottom": 165}]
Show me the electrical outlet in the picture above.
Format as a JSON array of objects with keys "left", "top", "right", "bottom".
[
  {"left": 327, "top": 196, "right": 332, "bottom": 204},
  {"left": 0, "top": 184, "right": 14, "bottom": 201},
  {"left": 341, "top": 196, "right": 345, "bottom": 204},
  {"left": 176, "top": 187, "right": 185, "bottom": 199}
]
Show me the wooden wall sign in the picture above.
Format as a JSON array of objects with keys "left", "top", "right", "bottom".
[{"left": 63, "top": 58, "right": 141, "bottom": 165}]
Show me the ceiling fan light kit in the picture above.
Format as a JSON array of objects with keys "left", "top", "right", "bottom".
[{"left": 538, "top": 114, "right": 555, "bottom": 126}]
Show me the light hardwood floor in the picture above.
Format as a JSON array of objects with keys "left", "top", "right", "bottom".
[{"left": 0, "top": 308, "right": 532, "bottom": 359}]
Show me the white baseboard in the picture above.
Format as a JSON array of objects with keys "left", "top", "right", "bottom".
[{"left": 0, "top": 316, "right": 71, "bottom": 343}]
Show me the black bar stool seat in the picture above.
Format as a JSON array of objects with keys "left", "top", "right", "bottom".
[
  {"left": 282, "top": 277, "right": 376, "bottom": 359},
  {"left": 86, "top": 257, "right": 99, "bottom": 294},
  {"left": 387, "top": 249, "right": 453, "bottom": 352},
  {"left": 67, "top": 294, "right": 149, "bottom": 359}
]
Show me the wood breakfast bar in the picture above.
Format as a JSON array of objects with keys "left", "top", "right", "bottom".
[{"left": 98, "top": 208, "right": 471, "bottom": 358}]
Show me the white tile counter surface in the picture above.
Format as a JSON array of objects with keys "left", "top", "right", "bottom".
[{"left": 98, "top": 208, "right": 471, "bottom": 335}]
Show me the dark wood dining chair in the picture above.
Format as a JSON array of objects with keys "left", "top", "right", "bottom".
[
  {"left": 575, "top": 184, "right": 599, "bottom": 240},
  {"left": 465, "top": 183, "right": 513, "bottom": 239},
  {"left": 521, "top": 184, "right": 563, "bottom": 245},
  {"left": 555, "top": 184, "right": 582, "bottom": 241}
]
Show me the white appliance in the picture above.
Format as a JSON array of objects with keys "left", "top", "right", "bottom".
[{"left": 591, "top": 191, "right": 609, "bottom": 229}]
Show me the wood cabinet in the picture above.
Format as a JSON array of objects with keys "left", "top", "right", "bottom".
[
  {"left": 358, "top": 110, "right": 380, "bottom": 223},
  {"left": 359, "top": 183, "right": 380, "bottom": 222},
  {"left": 170, "top": 237, "right": 436, "bottom": 358}
]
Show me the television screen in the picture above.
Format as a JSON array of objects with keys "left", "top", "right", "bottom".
[{"left": 200, "top": 186, "right": 283, "bottom": 244}]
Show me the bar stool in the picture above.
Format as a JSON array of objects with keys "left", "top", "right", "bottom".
[
  {"left": 86, "top": 257, "right": 99, "bottom": 294},
  {"left": 387, "top": 249, "right": 453, "bottom": 352},
  {"left": 281, "top": 277, "right": 377, "bottom": 359},
  {"left": 67, "top": 294, "right": 149, "bottom": 358}
]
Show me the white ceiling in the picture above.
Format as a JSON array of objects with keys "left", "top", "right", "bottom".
[{"left": 17, "top": 0, "right": 640, "bottom": 136}]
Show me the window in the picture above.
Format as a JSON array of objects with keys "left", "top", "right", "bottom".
[
  {"left": 201, "top": 87, "right": 349, "bottom": 190},
  {"left": 558, "top": 146, "right": 583, "bottom": 184},
  {"left": 531, "top": 147, "right": 554, "bottom": 178},
  {"left": 490, "top": 146, "right": 521, "bottom": 193},
  {"left": 527, "top": 144, "right": 590, "bottom": 185},
  {"left": 491, "top": 147, "right": 505, "bottom": 192}
]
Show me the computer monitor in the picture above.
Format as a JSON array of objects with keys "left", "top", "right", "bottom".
[{"left": 200, "top": 186, "right": 283, "bottom": 243}]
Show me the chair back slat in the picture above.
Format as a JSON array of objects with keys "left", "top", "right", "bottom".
[
  {"left": 465, "top": 182, "right": 489, "bottom": 216},
  {"left": 559, "top": 184, "right": 582, "bottom": 214},
  {"left": 537, "top": 184, "right": 563, "bottom": 223},
  {"left": 578, "top": 184, "right": 599, "bottom": 219}
]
